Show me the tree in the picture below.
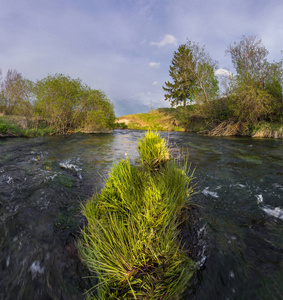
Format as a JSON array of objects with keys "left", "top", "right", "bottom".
[
  {"left": 0, "top": 69, "right": 22, "bottom": 114},
  {"left": 34, "top": 73, "right": 115, "bottom": 133},
  {"left": 226, "top": 35, "right": 283, "bottom": 123},
  {"left": 163, "top": 41, "right": 219, "bottom": 113},
  {"left": 0, "top": 69, "right": 35, "bottom": 126},
  {"left": 163, "top": 44, "right": 198, "bottom": 112},
  {"left": 186, "top": 41, "right": 219, "bottom": 104},
  {"left": 76, "top": 88, "right": 115, "bottom": 132},
  {"left": 227, "top": 35, "right": 268, "bottom": 84},
  {"left": 35, "top": 74, "right": 83, "bottom": 133}
]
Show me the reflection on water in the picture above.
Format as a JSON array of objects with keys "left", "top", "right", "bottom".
[{"left": 0, "top": 130, "right": 282, "bottom": 299}]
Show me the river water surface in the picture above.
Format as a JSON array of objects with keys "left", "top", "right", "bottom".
[{"left": 0, "top": 130, "right": 282, "bottom": 299}]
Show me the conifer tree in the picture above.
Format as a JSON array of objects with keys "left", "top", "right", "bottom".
[
  {"left": 163, "top": 44, "right": 197, "bottom": 113},
  {"left": 163, "top": 41, "right": 219, "bottom": 113}
]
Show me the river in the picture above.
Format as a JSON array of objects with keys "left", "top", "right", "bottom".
[{"left": 0, "top": 130, "right": 282, "bottom": 300}]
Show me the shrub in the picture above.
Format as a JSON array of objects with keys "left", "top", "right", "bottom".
[{"left": 0, "top": 123, "right": 8, "bottom": 134}]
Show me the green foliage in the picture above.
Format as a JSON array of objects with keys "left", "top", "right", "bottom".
[
  {"left": 80, "top": 89, "right": 115, "bottom": 132},
  {"left": 34, "top": 74, "right": 115, "bottom": 133},
  {"left": 0, "top": 123, "right": 7, "bottom": 134},
  {"left": 0, "top": 69, "right": 115, "bottom": 136},
  {"left": 35, "top": 74, "right": 82, "bottom": 133},
  {"left": 183, "top": 35, "right": 283, "bottom": 135},
  {"left": 114, "top": 122, "right": 128, "bottom": 129},
  {"left": 163, "top": 44, "right": 198, "bottom": 111},
  {"left": 137, "top": 131, "right": 170, "bottom": 171},
  {"left": 231, "top": 83, "right": 276, "bottom": 124},
  {"left": 223, "top": 36, "right": 283, "bottom": 125},
  {"left": 0, "top": 69, "right": 35, "bottom": 126},
  {"left": 163, "top": 41, "right": 219, "bottom": 113},
  {"left": 227, "top": 35, "right": 269, "bottom": 83},
  {"left": 116, "top": 109, "right": 187, "bottom": 131},
  {"left": 0, "top": 116, "right": 23, "bottom": 136},
  {"left": 78, "top": 132, "right": 195, "bottom": 299}
]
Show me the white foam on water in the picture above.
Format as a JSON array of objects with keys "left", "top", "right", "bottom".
[
  {"left": 45, "top": 173, "right": 58, "bottom": 181},
  {"left": 59, "top": 160, "right": 81, "bottom": 172},
  {"left": 7, "top": 177, "right": 13, "bottom": 184},
  {"left": 233, "top": 183, "right": 246, "bottom": 188},
  {"left": 6, "top": 256, "right": 10, "bottom": 267},
  {"left": 196, "top": 224, "right": 207, "bottom": 268},
  {"left": 59, "top": 159, "right": 82, "bottom": 179},
  {"left": 256, "top": 194, "right": 283, "bottom": 220},
  {"left": 273, "top": 183, "right": 283, "bottom": 190},
  {"left": 256, "top": 194, "right": 263, "bottom": 204},
  {"left": 29, "top": 261, "right": 44, "bottom": 279},
  {"left": 261, "top": 206, "right": 283, "bottom": 220},
  {"left": 202, "top": 187, "right": 219, "bottom": 198},
  {"left": 30, "top": 157, "right": 39, "bottom": 162}
]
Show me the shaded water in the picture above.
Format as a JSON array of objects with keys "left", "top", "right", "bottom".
[{"left": 0, "top": 130, "right": 282, "bottom": 299}]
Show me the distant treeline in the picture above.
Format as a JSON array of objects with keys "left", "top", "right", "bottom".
[
  {"left": 0, "top": 71, "right": 115, "bottom": 134},
  {"left": 163, "top": 35, "right": 283, "bottom": 135}
]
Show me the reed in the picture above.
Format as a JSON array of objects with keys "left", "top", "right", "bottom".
[{"left": 78, "top": 132, "right": 195, "bottom": 299}]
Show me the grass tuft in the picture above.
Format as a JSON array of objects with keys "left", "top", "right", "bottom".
[{"left": 78, "top": 132, "right": 195, "bottom": 299}]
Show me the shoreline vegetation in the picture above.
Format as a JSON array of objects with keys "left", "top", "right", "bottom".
[
  {"left": 0, "top": 72, "right": 115, "bottom": 137},
  {"left": 78, "top": 132, "right": 196, "bottom": 299},
  {"left": 1, "top": 107, "right": 282, "bottom": 139},
  {"left": 1, "top": 35, "right": 282, "bottom": 139},
  {"left": 113, "top": 35, "right": 281, "bottom": 140},
  {"left": 115, "top": 107, "right": 283, "bottom": 139}
]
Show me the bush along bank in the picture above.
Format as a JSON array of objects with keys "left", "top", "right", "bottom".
[{"left": 78, "top": 132, "right": 196, "bottom": 299}]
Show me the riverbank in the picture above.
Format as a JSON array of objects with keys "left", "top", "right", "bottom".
[
  {"left": 0, "top": 115, "right": 111, "bottom": 137},
  {"left": 116, "top": 108, "right": 283, "bottom": 139},
  {"left": 115, "top": 108, "right": 186, "bottom": 132},
  {"left": 0, "top": 115, "right": 55, "bottom": 137}
]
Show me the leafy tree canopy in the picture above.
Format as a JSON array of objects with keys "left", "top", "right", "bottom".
[
  {"left": 226, "top": 35, "right": 283, "bottom": 123},
  {"left": 34, "top": 73, "right": 115, "bottom": 133}
]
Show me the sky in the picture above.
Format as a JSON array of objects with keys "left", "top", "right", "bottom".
[{"left": 1, "top": 0, "right": 283, "bottom": 116}]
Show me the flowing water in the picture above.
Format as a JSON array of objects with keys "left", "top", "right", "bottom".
[{"left": 0, "top": 130, "right": 282, "bottom": 300}]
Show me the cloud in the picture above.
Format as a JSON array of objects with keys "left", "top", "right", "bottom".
[
  {"left": 215, "top": 68, "right": 233, "bottom": 77},
  {"left": 149, "top": 62, "right": 160, "bottom": 69},
  {"left": 150, "top": 34, "right": 177, "bottom": 47},
  {"left": 152, "top": 81, "right": 158, "bottom": 85}
]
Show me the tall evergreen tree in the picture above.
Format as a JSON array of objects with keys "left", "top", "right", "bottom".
[
  {"left": 163, "top": 41, "right": 219, "bottom": 113},
  {"left": 163, "top": 44, "right": 197, "bottom": 113}
]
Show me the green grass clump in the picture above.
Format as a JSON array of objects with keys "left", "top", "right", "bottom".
[
  {"left": 78, "top": 132, "right": 195, "bottom": 299},
  {"left": 0, "top": 115, "right": 56, "bottom": 137},
  {"left": 137, "top": 131, "right": 170, "bottom": 171},
  {"left": 0, "top": 123, "right": 8, "bottom": 134},
  {"left": 0, "top": 116, "right": 24, "bottom": 136}
]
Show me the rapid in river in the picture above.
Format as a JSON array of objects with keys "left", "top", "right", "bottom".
[{"left": 0, "top": 130, "right": 282, "bottom": 299}]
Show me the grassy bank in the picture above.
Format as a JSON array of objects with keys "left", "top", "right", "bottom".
[
  {"left": 115, "top": 108, "right": 187, "bottom": 132},
  {"left": 115, "top": 108, "right": 283, "bottom": 139},
  {"left": 0, "top": 115, "right": 55, "bottom": 137},
  {"left": 78, "top": 132, "right": 195, "bottom": 299},
  {"left": 0, "top": 114, "right": 111, "bottom": 138}
]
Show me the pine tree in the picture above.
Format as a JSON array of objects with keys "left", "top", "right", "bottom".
[{"left": 163, "top": 44, "right": 198, "bottom": 113}]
